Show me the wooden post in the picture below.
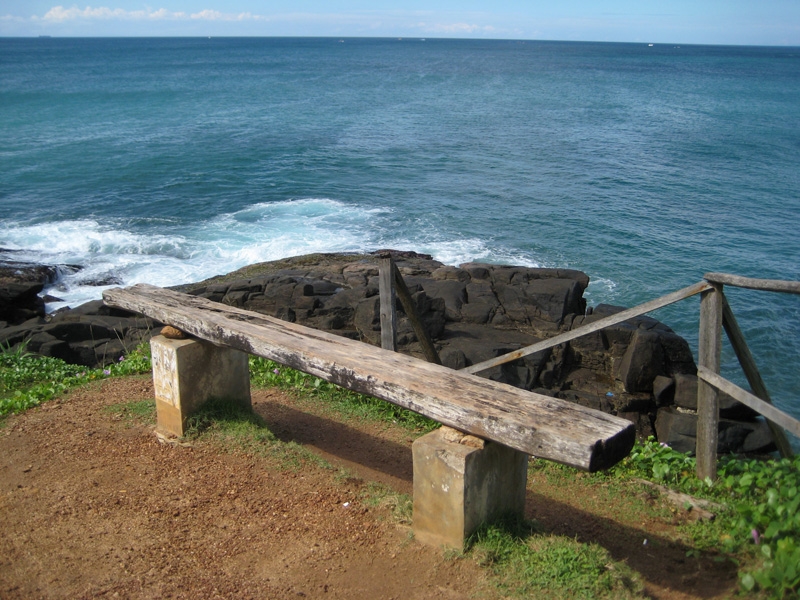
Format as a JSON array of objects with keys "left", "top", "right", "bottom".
[
  {"left": 378, "top": 253, "right": 397, "bottom": 352},
  {"left": 721, "top": 294, "right": 794, "bottom": 458},
  {"left": 390, "top": 261, "right": 442, "bottom": 365},
  {"left": 378, "top": 252, "right": 443, "bottom": 365},
  {"left": 697, "top": 284, "right": 723, "bottom": 481}
]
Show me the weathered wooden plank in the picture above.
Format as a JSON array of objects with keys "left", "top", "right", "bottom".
[
  {"left": 698, "top": 367, "right": 800, "bottom": 439},
  {"left": 704, "top": 273, "right": 800, "bottom": 295},
  {"left": 379, "top": 256, "right": 397, "bottom": 352},
  {"left": 463, "top": 281, "right": 713, "bottom": 375},
  {"left": 104, "top": 284, "right": 635, "bottom": 471},
  {"left": 390, "top": 261, "right": 442, "bottom": 365},
  {"left": 697, "top": 285, "right": 723, "bottom": 481},
  {"left": 721, "top": 295, "right": 794, "bottom": 457}
]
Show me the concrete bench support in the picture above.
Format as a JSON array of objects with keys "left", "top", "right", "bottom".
[
  {"left": 412, "top": 427, "right": 528, "bottom": 550},
  {"left": 150, "top": 335, "right": 251, "bottom": 437}
]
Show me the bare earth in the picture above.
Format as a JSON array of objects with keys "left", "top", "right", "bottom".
[{"left": 1, "top": 377, "right": 739, "bottom": 599}]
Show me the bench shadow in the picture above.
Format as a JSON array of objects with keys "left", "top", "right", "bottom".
[
  {"left": 252, "top": 397, "right": 414, "bottom": 493},
  {"left": 524, "top": 490, "right": 738, "bottom": 598},
  {"left": 250, "top": 393, "right": 737, "bottom": 598}
]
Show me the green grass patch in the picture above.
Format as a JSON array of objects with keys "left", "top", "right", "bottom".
[
  {"left": 104, "top": 398, "right": 156, "bottom": 426},
  {"left": 0, "top": 341, "right": 152, "bottom": 419},
  {"left": 360, "top": 481, "right": 413, "bottom": 525},
  {"left": 183, "top": 396, "right": 333, "bottom": 471},
  {"left": 469, "top": 515, "right": 644, "bottom": 599},
  {"left": 249, "top": 356, "right": 438, "bottom": 433}
]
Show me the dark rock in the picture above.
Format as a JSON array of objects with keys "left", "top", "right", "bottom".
[
  {"left": 656, "top": 407, "right": 776, "bottom": 455},
  {"left": 616, "top": 329, "right": 665, "bottom": 393},
  {"left": 0, "top": 299, "right": 159, "bottom": 368},
  {"left": 0, "top": 281, "right": 46, "bottom": 324},
  {"left": 653, "top": 375, "right": 675, "bottom": 406},
  {"left": 673, "top": 373, "right": 760, "bottom": 420}
]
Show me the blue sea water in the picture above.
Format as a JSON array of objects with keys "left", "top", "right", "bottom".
[{"left": 1, "top": 37, "right": 799, "bottom": 431}]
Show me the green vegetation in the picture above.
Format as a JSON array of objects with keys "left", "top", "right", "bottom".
[
  {"left": 0, "top": 341, "right": 152, "bottom": 418},
  {"left": 104, "top": 398, "right": 156, "bottom": 426},
  {"left": 469, "top": 515, "right": 644, "bottom": 599},
  {"left": 183, "top": 395, "right": 333, "bottom": 470},
  {"left": 612, "top": 437, "right": 800, "bottom": 599}
]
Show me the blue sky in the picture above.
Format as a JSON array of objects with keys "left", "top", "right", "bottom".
[{"left": 2, "top": 1, "right": 799, "bottom": 45}]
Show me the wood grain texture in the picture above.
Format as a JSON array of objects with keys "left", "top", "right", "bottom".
[
  {"left": 391, "top": 261, "right": 442, "bottom": 365},
  {"left": 104, "top": 284, "right": 636, "bottom": 471},
  {"left": 378, "top": 257, "right": 397, "bottom": 352},
  {"left": 697, "top": 285, "right": 723, "bottom": 481},
  {"left": 704, "top": 273, "right": 800, "bottom": 295}
]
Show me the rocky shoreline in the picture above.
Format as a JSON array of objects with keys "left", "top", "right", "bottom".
[{"left": 0, "top": 250, "right": 775, "bottom": 455}]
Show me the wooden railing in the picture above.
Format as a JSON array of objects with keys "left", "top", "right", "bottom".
[
  {"left": 378, "top": 262, "right": 800, "bottom": 481},
  {"left": 696, "top": 274, "right": 800, "bottom": 479}
]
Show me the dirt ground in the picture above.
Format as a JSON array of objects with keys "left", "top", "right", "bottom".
[{"left": 1, "top": 377, "right": 740, "bottom": 599}]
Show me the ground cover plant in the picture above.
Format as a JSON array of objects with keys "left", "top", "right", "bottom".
[
  {"left": 611, "top": 437, "right": 800, "bottom": 599},
  {"left": 0, "top": 341, "right": 151, "bottom": 419}
]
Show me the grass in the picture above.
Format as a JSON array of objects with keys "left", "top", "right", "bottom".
[
  {"left": 469, "top": 515, "right": 645, "bottom": 600},
  {"left": 610, "top": 437, "right": 800, "bottom": 599},
  {"left": 183, "top": 395, "right": 334, "bottom": 471},
  {"left": 359, "top": 480, "right": 414, "bottom": 526},
  {"left": 104, "top": 398, "right": 157, "bottom": 427},
  {"left": 3, "top": 343, "right": 798, "bottom": 598}
]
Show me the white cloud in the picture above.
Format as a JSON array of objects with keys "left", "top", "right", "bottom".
[
  {"left": 34, "top": 5, "right": 265, "bottom": 23},
  {"left": 190, "top": 9, "right": 223, "bottom": 21},
  {"left": 417, "top": 21, "right": 497, "bottom": 35},
  {"left": 41, "top": 5, "right": 186, "bottom": 22},
  {"left": 190, "top": 9, "right": 263, "bottom": 22}
]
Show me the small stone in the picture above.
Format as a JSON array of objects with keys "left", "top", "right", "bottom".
[
  {"left": 161, "top": 325, "right": 187, "bottom": 339},
  {"left": 460, "top": 435, "right": 485, "bottom": 449}
]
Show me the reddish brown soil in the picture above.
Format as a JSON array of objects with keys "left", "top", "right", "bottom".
[{"left": 1, "top": 377, "right": 739, "bottom": 599}]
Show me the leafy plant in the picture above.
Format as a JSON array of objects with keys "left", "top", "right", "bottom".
[
  {"left": 612, "top": 437, "right": 800, "bottom": 598},
  {"left": 0, "top": 340, "right": 152, "bottom": 418}
]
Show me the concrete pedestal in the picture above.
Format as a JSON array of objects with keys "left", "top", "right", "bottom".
[
  {"left": 150, "top": 335, "right": 251, "bottom": 437},
  {"left": 412, "top": 427, "right": 528, "bottom": 550}
]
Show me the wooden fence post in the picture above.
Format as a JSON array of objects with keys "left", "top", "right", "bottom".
[
  {"left": 378, "top": 252, "right": 443, "bottom": 365},
  {"left": 697, "top": 283, "right": 723, "bottom": 481},
  {"left": 390, "top": 261, "right": 443, "bottom": 365},
  {"left": 378, "top": 253, "right": 397, "bottom": 352}
]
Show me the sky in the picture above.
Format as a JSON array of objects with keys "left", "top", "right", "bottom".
[{"left": 1, "top": 1, "right": 799, "bottom": 46}]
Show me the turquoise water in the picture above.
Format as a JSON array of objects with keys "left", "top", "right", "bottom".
[{"left": 1, "top": 37, "right": 799, "bottom": 429}]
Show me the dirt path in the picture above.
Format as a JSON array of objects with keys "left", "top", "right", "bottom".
[{"left": 1, "top": 377, "right": 739, "bottom": 599}]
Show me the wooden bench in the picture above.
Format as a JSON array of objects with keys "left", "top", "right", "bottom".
[{"left": 104, "top": 283, "right": 635, "bottom": 548}]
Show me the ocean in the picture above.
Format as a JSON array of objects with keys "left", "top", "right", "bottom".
[{"left": 1, "top": 37, "right": 799, "bottom": 431}]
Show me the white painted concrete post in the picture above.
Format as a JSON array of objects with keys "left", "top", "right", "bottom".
[{"left": 150, "top": 335, "right": 251, "bottom": 437}]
